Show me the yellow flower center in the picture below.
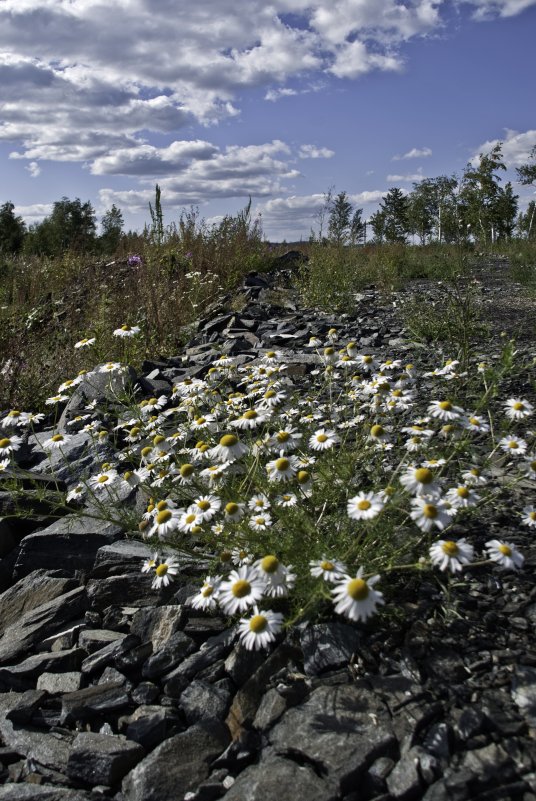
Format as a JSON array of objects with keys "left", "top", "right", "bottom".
[
  {"left": 180, "top": 463, "right": 194, "bottom": 477},
  {"left": 220, "top": 550, "right": 232, "bottom": 563},
  {"left": 347, "top": 578, "right": 369, "bottom": 601},
  {"left": 357, "top": 499, "right": 371, "bottom": 511},
  {"left": 423, "top": 504, "right": 438, "bottom": 519},
  {"left": 51, "top": 434, "right": 64, "bottom": 442},
  {"left": 156, "top": 510, "right": 172, "bottom": 524},
  {"left": 498, "top": 544, "right": 512, "bottom": 556},
  {"left": 508, "top": 441, "right": 518, "bottom": 449},
  {"left": 220, "top": 434, "right": 238, "bottom": 448},
  {"left": 267, "top": 351, "right": 276, "bottom": 358},
  {"left": 513, "top": 402, "right": 524, "bottom": 411},
  {"left": 324, "top": 347, "right": 334, "bottom": 356},
  {"left": 249, "top": 614, "right": 268, "bottom": 633},
  {"left": 469, "top": 417, "right": 480, "bottom": 426},
  {"left": 141, "top": 446, "right": 153, "bottom": 457},
  {"left": 265, "top": 390, "right": 276, "bottom": 398},
  {"left": 231, "top": 579, "right": 251, "bottom": 598},
  {"left": 153, "top": 435, "right": 165, "bottom": 445},
  {"left": 261, "top": 555, "right": 279, "bottom": 573},
  {"left": 456, "top": 487, "right": 470, "bottom": 498},
  {"left": 97, "top": 475, "right": 109, "bottom": 483},
  {"left": 276, "top": 431, "right": 290, "bottom": 443},
  {"left": 156, "top": 500, "right": 168, "bottom": 511},
  {"left": 275, "top": 457, "right": 290, "bottom": 472},
  {"left": 316, "top": 433, "right": 328, "bottom": 443},
  {"left": 129, "top": 427, "right": 140, "bottom": 437},
  {"left": 320, "top": 560, "right": 334, "bottom": 571},
  {"left": 363, "top": 355, "right": 373, "bottom": 364},
  {"left": 197, "top": 500, "right": 211, "bottom": 511},
  {"left": 185, "top": 514, "right": 197, "bottom": 524},
  {"left": 441, "top": 541, "right": 459, "bottom": 556},
  {"left": 414, "top": 468, "right": 434, "bottom": 484},
  {"left": 155, "top": 564, "right": 168, "bottom": 577},
  {"left": 439, "top": 401, "right": 453, "bottom": 411},
  {"left": 297, "top": 470, "right": 310, "bottom": 484},
  {"left": 226, "top": 502, "right": 239, "bottom": 515},
  {"left": 202, "top": 585, "right": 213, "bottom": 597},
  {"left": 530, "top": 511, "right": 536, "bottom": 521},
  {"left": 370, "top": 425, "right": 384, "bottom": 438},
  {"left": 121, "top": 325, "right": 130, "bottom": 331},
  {"left": 244, "top": 410, "right": 258, "bottom": 419}
]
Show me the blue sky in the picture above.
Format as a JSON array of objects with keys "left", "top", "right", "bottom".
[{"left": 1, "top": 0, "right": 535, "bottom": 241}]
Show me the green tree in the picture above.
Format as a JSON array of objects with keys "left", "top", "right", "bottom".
[
  {"left": 149, "top": 184, "right": 164, "bottom": 245},
  {"left": 369, "top": 209, "right": 386, "bottom": 243},
  {"left": 100, "top": 204, "right": 124, "bottom": 253},
  {"left": 459, "top": 143, "right": 516, "bottom": 245},
  {"left": 407, "top": 176, "right": 458, "bottom": 244},
  {"left": 516, "top": 146, "right": 536, "bottom": 239},
  {"left": 328, "top": 191, "right": 353, "bottom": 245},
  {"left": 0, "top": 201, "right": 26, "bottom": 254},
  {"left": 349, "top": 207, "right": 366, "bottom": 245},
  {"left": 379, "top": 188, "right": 409, "bottom": 243},
  {"left": 517, "top": 201, "right": 536, "bottom": 240},
  {"left": 24, "top": 197, "right": 97, "bottom": 255}
]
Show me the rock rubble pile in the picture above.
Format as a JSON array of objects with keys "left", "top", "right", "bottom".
[{"left": 1, "top": 258, "right": 536, "bottom": 801}]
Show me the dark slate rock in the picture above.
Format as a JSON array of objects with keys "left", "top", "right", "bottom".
[
  {"left": 252, "top": 688, "right": 287, "bottom": 731},
  {"left": 14, "top": 517, "right": 123, "bottom": 580},
  {"left": 221, "top": 750, "right": 339, "bottom": 801},
  {"left": 224, "top": 644, "right": 266, "bottom": 688},
  {"left": 124, "top": 705, "right": 183, "bottom": 750},
  {"left": 0, "top": 786, "right": 91, "bottom": 800},
  {"left": 163, "top": 628, "right": 236, "bottom": 697},
  {"left": 0, "top": 586, "right": 86, "bottom": 664},
  {"left": 57, "top": 364, "right": 137, "bottom": 430},
  {"left": 60, "top": 681, "right": 130, "bottom": 724},
  {"left": 86, "top": 574, "right": 175, "bottom": 610},
  {"left": 28, "top": 430, "right": 112, "bottom": 483},
  {"left": 130, "top": 604, "right": 187, "bottom": 649},
  {"left": 385, "top": 746, "right": 428, "bottom": 799},
  {"left": 142, "top": 630, "right": 196, "bottom": 679},
  {"left": 226, "top": 642, "right": 301, "bottom": 739},
  {"left": 131, "top": 681, "right": 160, "bottom": 705},
  {"left": 37, "top": 672, "right": 84, "bottom": 694},
  {"left": 115, "top": 640, "right": 153, "bottom": 671},
  {"left": 91, "top": 540, "right": 157, "bottom": 578},
  {"left": 81, "top": 633, "right": 140, "bottom": 675},
  {"left": 66, "top": 732, "right": 144, "bottom": 786},
  {"left": 511, "top": 665, "right": 536, "bottom": 727},
  {"left": 268, "top": 683, "right": 396, "bottom": 792},
  {"left": 5, "top": 690, "right": 48, "bottom": 723},
  {"left": 0, "top": 692, "right": 74, "bottom": 772},
  {"left": 121, "top": 719, "right": 230, "bottom": 801},
  {"left": 0, "top": 570, "right": 77, "bottom": 637},
  {"left": 179, "top": 679, "right": 231, "bottom": 724},
  {"left": 0, "top": 648, "right": 86, "bottom": 691},
  {"left": 300, "top": 622, "right": 361, "bottom": 676},
  {"left": 454, "top": 706, "right": 488, "bottom": 741},
  {"left": 78, "top": 628, "right": 127, "bottom": 653}
]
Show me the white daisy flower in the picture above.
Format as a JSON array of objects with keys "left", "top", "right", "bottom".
[
  {"left": 485, "top": 540, "right": 524, "bottom": 570},
  {"left": 191, "top": 494, "right": 221, "bottom": 522},
  {"left": 266, "top": 454, "right": 300, "bottom": 482},
  {"left": 521, "top": 505, "right": 536, "bottom": 528},
  {"left": 237, "top": 606, "right": 284, "bottom": 651},
  {"left": 268, "top": 427, "right": 302, "bottom": 453},
  {"left": 218, "top": 566, "right": 265, "bottom": 615},
  {"left": 177, "top": 510, "right": 204, "bottom": 533},
  {"left": 332, "top": 568, "right": 384, "bottom": 622},
  {"left": 504, "top": 398, "right": 534, "bottom": 421},
  {"left": 223, "top": 501, "right": 244, "bottom": 522},
  {"left": 445, "top": 485, "right": 480, "bottom": 509},
  {"left": 461, "top": 467, "right": 488, "bottom": 486},
  {"left": 210, "top": 433, "right": 249, "bottom": 463},
  {"left": 149, "top": 508, "right": 181, "bottom": 539},
  {"left": 248, "top": 493, "right": 271, "bottom": 511},
  {"left": 88, "top": 469, "right": 119, "bottom": 491},
  {"left": 524, "top": 457, "right": 536, "bottom": 479},
  {"left": 231, "top": 408, "right": 270, "bottom": 429},
  {"left": 306, "top": 336, "right": 322, "bottom": 348},
  {"left": 1, "top": 410, "right": 24, "bottom": 429},
  {"left": 410, "top": 497, "right": 451, "bottom": 532},
  {"left": 99, "top": 362, "right": 123, "bottom": 373},
  {"left": 358, "top": 354, "right": 377, "bottom": 372},
  {"left": 275, "top": 492, "right": 298, "bottom": 508},
  {"left": 42, "top": 433, "right": 72, "bottom": 450},
  {"left": 499, "top": 436, "right": 528, "bottom": 456},
  {"left": 188, "top": 575, "right": 222, "bottom": 610},
  {"left": 400, "top": 465, "right": 441, "bottom": 497},
  {"left": 66, "top": 483, "right": 86, "bottom": 503},
  {"left": 427, "top": 400, "right": 464, "bottom": 420},
  {"left": 45, "top": 394, "right": 69, "bottom": 405},
  {"left": 0, "top": 458, "right": 11, "bottom": 472},
  {"left": 464, "top": 415, "right": 490, "bottom": 433},
  {"left": 429, "top": 538, "right": 474, "bottom": 573},
  {"left": 249, "top": 514, "right": 272, "bottom": 532},
  {"left": 309, "top": 557, "right": 347, "bottom": 582},
  {"left": 113, "top": 324, "right": 141, "bottom": 337},
  {"left": 347, "top": 491, "right": 384, "bottom": 521},
  {"left": 151, "top": 556, "right": 179, "bottom": 589},
  {"left": 260, "top": 387, "right": 288, "bottom": 408},
  {"left": 141, "top": 552, "right": 159, "bottom": 573},
  {"left": 74, "top": 337, "right": 95, "bottom": 349},
  {"left": 254, "top": 555, "right": 295, "bottom": 598},
  {"left": 0, "top": 434, "right": 23, "bottom": 455},
  {"left": 309, "top": 428, "right": 340, "bottom": 451}
]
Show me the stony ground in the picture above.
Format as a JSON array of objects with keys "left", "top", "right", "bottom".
[{"left": 0, "top": 254, "right": 535, "bottom": 801}]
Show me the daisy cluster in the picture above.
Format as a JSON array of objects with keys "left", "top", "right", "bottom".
[{"left": 1, "top": 331, "right": 534, "bottom": 649}]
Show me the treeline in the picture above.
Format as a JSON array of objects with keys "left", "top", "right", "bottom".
[
  {"left": 316, "top": 143, "right": 536, "bottom": 247},
  {"left": 1, "top": 142, "right": 535, "bottom": 257},
  {"left": 0, "top": 199, "right": 125, "bottom": 257}
]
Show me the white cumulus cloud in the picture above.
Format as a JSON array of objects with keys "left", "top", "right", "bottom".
[{"left": 393, "top": 147, "right": 432, "bottom": 160}]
